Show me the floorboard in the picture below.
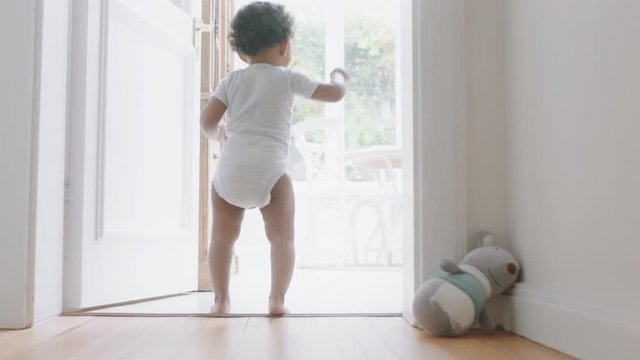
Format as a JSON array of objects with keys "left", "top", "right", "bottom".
[{"left": 0, "top": 316, "right": 575, "bottom": 360}]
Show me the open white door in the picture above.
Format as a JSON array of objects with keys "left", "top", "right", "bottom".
[{"left": 65, "top": 0, "right": 202, "bottom": 309}]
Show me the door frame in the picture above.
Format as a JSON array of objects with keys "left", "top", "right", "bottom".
[
  {"left": 402, "top": 0, "right": 468, "bottom": 322},
  {"left": 0, "top": 0, "right": 43, "bottom": 330},
  {"left": 197, "top": 0, "right": 234, "bottom": 291}
]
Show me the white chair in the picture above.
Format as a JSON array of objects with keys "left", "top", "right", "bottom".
[
  {"left": 344, "top": 145, "right": 402, "bottom": 266},
  {"left": 291, "top": 118, "right": 346, "bottom": 267},
  {"left": 292, "top": 120, "right": 402, "bottom": 267}
]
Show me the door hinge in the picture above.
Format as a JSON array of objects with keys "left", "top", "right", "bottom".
[{"left": 64, "top": 180, "right": 71, "bottom": 205}]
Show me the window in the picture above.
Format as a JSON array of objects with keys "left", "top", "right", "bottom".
[{"left": 233, "top": 0, "right": 402, "bottom": 270}]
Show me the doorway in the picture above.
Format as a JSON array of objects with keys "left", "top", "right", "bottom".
[
  {"left": 217, "top": 0, "right": 404, "bottom": 314},
  {"left": 65, "top": 0, "right": 416, "bottom": 316}
]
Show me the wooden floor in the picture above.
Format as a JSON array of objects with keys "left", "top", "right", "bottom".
[{"left": 0, "top": 316, "right": 573, "bottom": 360}]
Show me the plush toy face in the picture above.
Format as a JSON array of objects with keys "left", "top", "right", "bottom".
[{"left": 461, "top": 247, "right": 519, "bottom": 296}]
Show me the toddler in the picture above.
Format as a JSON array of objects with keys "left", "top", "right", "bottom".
[{"left": 200, "top": 1, "right": 349, "bottom": 315}]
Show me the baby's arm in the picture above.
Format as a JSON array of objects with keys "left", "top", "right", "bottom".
[
  {"left": 200, "top": 97, "right": 227, "bottom": 142},
  {"left": 311, "top": 68, "right": 350, "bottom": 103}
]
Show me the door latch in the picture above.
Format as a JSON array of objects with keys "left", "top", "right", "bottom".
[{"left": 194, "top": 19, "right": 213, "bottom": 56}]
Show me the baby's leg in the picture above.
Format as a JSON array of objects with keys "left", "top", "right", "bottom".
[
  {"left": 259, "top": 174, "right": 295, "bottom": 315},
  {"left": 209, "top": 188, "right": 245, "bottom": 314}
]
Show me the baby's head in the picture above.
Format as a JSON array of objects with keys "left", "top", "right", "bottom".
[{"left": 229, "top": 2, "right": 294, "bottom": 64}]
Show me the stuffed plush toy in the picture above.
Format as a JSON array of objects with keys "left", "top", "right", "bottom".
[{"left": 412, "top": 232, "right": 520, "bottom": 336}]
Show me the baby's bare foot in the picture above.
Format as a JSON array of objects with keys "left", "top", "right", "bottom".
[
  {"left": 210, "top": 300, "right": 230, "bottom": 315},
  {"left": 268, "top": 298, "right": 289, "bottom": 316}
]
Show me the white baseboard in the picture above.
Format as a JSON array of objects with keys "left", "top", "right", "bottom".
[{"left": 498, "top": 283, "right": 640, "bottom": 360}]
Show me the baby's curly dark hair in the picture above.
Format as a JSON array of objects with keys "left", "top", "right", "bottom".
[{"left": 229, "top": 2, "right": 294, "bottom": 56}]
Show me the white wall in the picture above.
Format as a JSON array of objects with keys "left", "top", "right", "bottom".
[
  {"left": 464, "top": 0, "right": 508, "bottom": 247},
  {"left": 464, "top": 1, "right": 640, "bottom": 357},
  {"left": 504, "top": 1, "right": 640, "bottom": 358},
  {"left": 0, "top": 0, "right": 69, "bottom": 328},
  {"left": 463, "top": 0, "right": 522, "bottom": 339},
  {"left": 414, "top": 0, "right": 468, "bottom": 280},
  {"left": 33, "top": 0, "right": 70, "bottom": 322},
  {"left": 0, "top": 0, "right": 38, "bottom": 329},
  {"left": 407, "top": 0, "right": 506, "bottom": 324}
]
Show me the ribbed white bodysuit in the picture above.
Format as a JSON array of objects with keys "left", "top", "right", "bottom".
[{"left": 211, "top": 63, "right": 319, "bottom": 209}]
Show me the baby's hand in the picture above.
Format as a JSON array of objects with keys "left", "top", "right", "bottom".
[
  {"left": 216, "top": 122, "right": 228, "bottom": 146},
  {"left": 330, "top": 68, "right": 350, "bottom": 83}
]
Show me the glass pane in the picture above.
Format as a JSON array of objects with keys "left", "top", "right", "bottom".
[
  {"left": 344, "top": 1, "right": 397, "bottom": 151},
  {"left": 230, "top": 0, "right": 402, "bottom": 272}
]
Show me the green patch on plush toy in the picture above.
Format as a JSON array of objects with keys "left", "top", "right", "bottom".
[{"left": 412, "top": 232, "right": 520, "bottom": 336}]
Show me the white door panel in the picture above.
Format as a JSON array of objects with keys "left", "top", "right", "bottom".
[{"left": 66, "top": 0, "right": 201, "bottom": 308}]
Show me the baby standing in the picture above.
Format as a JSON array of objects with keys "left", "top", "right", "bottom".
[{"left": 200, "top": 1, "right": 349, "bottom": 315}]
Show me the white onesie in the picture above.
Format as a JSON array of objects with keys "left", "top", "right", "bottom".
[{"left": 212, "top": 63, "right": 319, "bottom": 209}]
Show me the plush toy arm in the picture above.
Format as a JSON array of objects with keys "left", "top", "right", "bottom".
[
  {"left": 478, "top": 308, "right": 496, "bottom": 331},
  {"left": 439, "top": 258, "right": 465, "bottom": 274}
]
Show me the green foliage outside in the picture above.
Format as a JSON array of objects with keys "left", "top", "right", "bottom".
[
  {"left": 288, "top": 1, "right": 325, "bottom": 129},
  {"left": 343, "top": 3, "right": 396, "bottom": 150},
  {"left": 287, "top": 1, "right": 397, "bottom": 150},
  {"left": 235, "top": 1, "right": 398, "bottom": 180}
]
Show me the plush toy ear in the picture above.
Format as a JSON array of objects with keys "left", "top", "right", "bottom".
[{"left": 476, "top": 231, "right": 494, "bottom": 248}]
